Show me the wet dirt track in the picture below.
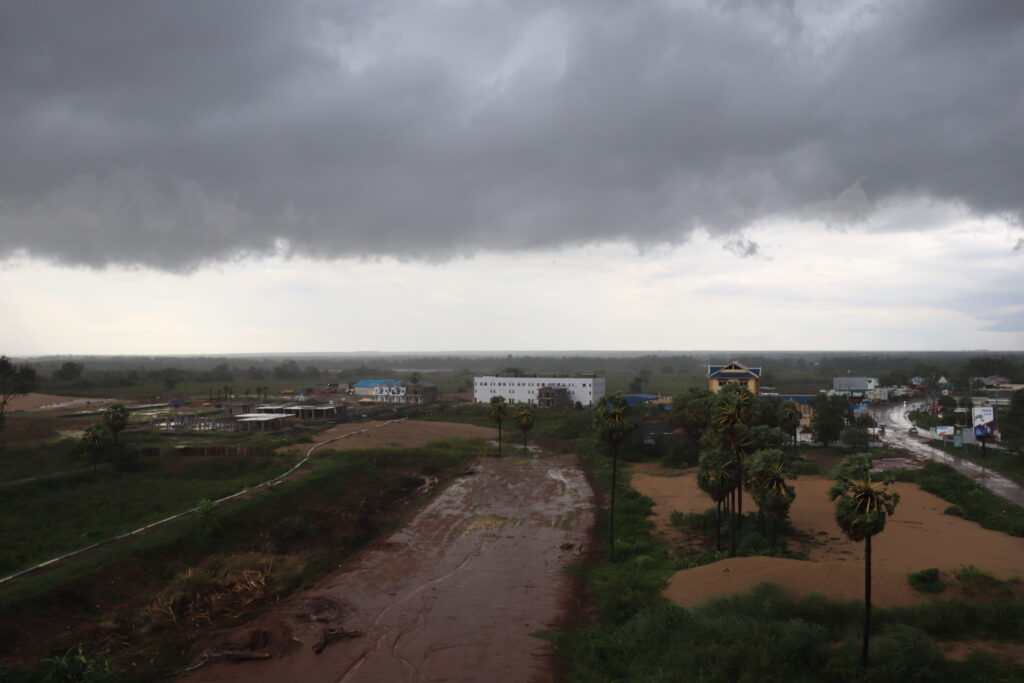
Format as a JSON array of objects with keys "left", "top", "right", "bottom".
[{"left": 183, "top": 453, "right": 593, "bottom": 683}]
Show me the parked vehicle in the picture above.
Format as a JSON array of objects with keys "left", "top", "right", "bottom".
[{"left": 908, "top": 427, "right": 918, "bottom": 435}]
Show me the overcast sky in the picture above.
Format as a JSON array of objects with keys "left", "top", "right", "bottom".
[{"left": 2, "top": 0, "right": 1023, "bottom": 355}]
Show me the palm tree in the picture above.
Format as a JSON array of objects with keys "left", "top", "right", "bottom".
[
  {"left": 747, "top": 449, "right": 797, "bottom": 545},
  {"left": 594, "top": 394, "right": 635, "bottom": 561},
  {"left": 515, "top": 407, "right": 534, "bottom": 456},
  {"left": 489, "top": 396, "right": 508, "bottom": 456},
  {"left": 696, "top": 450, "right": 738, "bottom": 551},
  {"left": 778, "top": 401, "right": 802, "bottom": 448},
  {"left": 714, "top": 385, "right": 754, "bottom": 556},
  {"left": 82, "top": 424, "right": 106, "bottom": 475},
  {"left": 102, "top": 404, "right": 130, "bottom": 445},
  {"left": 829, "top": 453, "right": 900, "bottom": 671}
]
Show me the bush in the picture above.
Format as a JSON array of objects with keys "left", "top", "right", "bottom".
[
  {"left": 908, "top": 568, "right": 946, "bottom": 594},
  {"left": 944, "top": 505, "right": 965, "bottom": 517}
]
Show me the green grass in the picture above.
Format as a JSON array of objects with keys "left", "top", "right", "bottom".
[
  {"left": 889, "top": 461, "right": 1024, "bottom": 536},
  {"left": 923, "top": 438, "right": 1024, "bottom": 486},
  {"left": 0, "top": 455, "right": 296, "bottom": 576}
]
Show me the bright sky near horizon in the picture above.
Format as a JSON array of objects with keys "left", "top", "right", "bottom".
[{"left": 2, "top": 1, "right": 1023, "bottom": 355}]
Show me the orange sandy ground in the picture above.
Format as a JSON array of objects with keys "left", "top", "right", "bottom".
[
  {"left": 5, "top": 393, "right": 117, "bottom": 412},
  {"left": 277, "top": 419, "right": 499, "bottom": 455},
  {"left": 630, "top": 463, "right": 1024, "bottom": 663}
]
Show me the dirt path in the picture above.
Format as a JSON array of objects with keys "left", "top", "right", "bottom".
[{"left": 183, "top": 453, "right": 593, "bottom": 683}]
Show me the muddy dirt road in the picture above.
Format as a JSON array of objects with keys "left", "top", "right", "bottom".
[{"left": 184, "top": 453, "right": 593, "bottom": 683}]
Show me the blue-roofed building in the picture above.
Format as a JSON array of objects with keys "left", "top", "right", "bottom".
[
  {"left": 707, "top": 361, "right": 762, "bottom": 397},
  {"left": 352, "top": 379, "right": 402, "bottom": 396},
  {"left": 625, "top": 393, "right": 660, "bottom": 407}
]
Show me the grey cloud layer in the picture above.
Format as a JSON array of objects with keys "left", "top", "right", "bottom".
[{"left": 2, "top": 0, "right": 1023, "bottom": 269}]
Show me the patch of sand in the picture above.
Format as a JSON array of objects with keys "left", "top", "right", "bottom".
[
  {"left": 942, "top": 640, "right": 1024, "bottom": 665},
  {"left": 630, "top": 468, "right": 1024, "bottom": 609},
  {"left": 278, "top": 419, "right": 498, "bottom": 454},
  {"left": 5, "top": 393, "right": 116, "bottom": 412}
]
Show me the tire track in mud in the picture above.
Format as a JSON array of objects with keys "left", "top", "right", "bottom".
[{"left": 183, "top": 453, "right": 594, "bottom": 683}]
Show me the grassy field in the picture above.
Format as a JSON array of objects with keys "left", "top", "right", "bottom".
[
  {"left": 923, "top": 438, "right": 1024, "bottom": 486},
  {"left": 0, "top": 453, "right": 297, "bottom": 576}
]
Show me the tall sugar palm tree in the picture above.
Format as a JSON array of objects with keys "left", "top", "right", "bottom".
[
  {"left": 594, "top": 394, "right": 635, "bottom": 561},
  {"left": 102, "top": 404, "right": 130, "bottom": 445},
  {"left": 747, "top": 448, "right": 796, "bottom": 546},
  {"left": 489, "top": 396, "right": 508, "bottom": 456},
  {"left": 515, "top": 406, "right": 534, "bottom": 456},
  {"left": 829, "top": 453, "right": 900, "bottom": 671},
  {"left": 714, "top": 385, "right": 754, "bottom": 555},
  {"left": 696, "top": 450, "right": 738, "bottom": 551}
]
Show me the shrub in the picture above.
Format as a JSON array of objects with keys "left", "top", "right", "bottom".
[
  {"left": 944, "top": 504, "right": 965, "bottom": 517},
  {"left": 908, "top": 568, "right": 946, "bottom": 594}
]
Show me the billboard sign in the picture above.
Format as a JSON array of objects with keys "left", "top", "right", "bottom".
[
  {"left": 936, "top": 426, "right": 955, "bottom": 436},
  {"left": 973, "top": 406, "right": 995, "bottom": 438}
]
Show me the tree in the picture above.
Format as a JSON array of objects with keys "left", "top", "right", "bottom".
[
  {"left": 712, "top": 384, "right": 755, "bottom": 556},
  {"left": 594, "top": 393, "right": 635, "bottom": 561},
  {"left": 829, "top": 453, "right": 900, "bottom": 671},
  {"left": 841, "top": 426, "right": 870, "bottom": 449},
  {"left": 1003, "top": 389, "right": 1024, "bottom": 449},
  {"left": 746, "top": 449, "right": 797, "bottom": 545},
  {"left": 489, "top": 396, "right": 508, "bottom": 456},
  {"left": 696, "top": 450, "right": 738, "bottom": 551},
  {"left": 811, "top": 393, "right": 847, "bottom": 446},
  {"left": 103, "top": 404, "right": 130, "bottom": 445},
  {"left": 515, "top": 407, "right": 534, "bottom": 456},
  {"left": 82, "top": 424, "right": 107, "bottom": 475},
  {"left": 0, "top": 356, "right": 37, "bottom": 442},
  {"left": 410, "top": 371, "right": 422, "bottom": 384},
  {"left": 52, "top": 361, "right": 84, "bottom": 382},
  {"left": 778, "top": 400, "right": 802, "bottom": 447}
]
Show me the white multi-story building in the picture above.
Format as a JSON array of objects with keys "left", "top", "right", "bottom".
[{"left": 473, "top": 375, "right": 605, "bottom": 406}]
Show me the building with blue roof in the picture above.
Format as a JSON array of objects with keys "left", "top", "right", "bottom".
[
  {"left": 707, "top": 361, "right": 762, "bottom": 396},
  {"left": 352, "top": 379, "right": 403, "bottom": 396}
]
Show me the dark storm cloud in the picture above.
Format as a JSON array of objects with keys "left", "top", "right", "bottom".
[{"left": 1, "top": 0, "right": 1023, "bottom": 270}]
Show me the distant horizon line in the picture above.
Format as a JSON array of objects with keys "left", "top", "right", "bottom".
[{"left": 11, "top": 349, "right": 1024, "bottom": 360}]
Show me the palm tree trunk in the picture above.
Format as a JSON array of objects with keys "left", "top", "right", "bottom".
[
  {"left": 497, "top": 421, "right": 502, "bottom": 456},
  {"left": 862, "top": 535, "right": 872, "bottom": 670},
  {"left": 610, "top": 444, "right": 618, "bottom": 561},
  {"left": 715, "top": 501, "right": 721, "bottom": 551},
  {"left": 523, "top": 431, "right": 527, "bottom": 456},
  {"left": 730, "top": 488, "right": 737, "bottom": 557}
]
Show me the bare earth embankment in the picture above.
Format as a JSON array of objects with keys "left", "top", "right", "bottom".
[
  {"left": 5, "top": 393, "right": 117, "bottom": 412},
  {"left": 278, "top": 419, "right": 499, "bottom": 455},
  {"left": 631, "top": 465, "right": 1024, "bottom": 608},
  {"left": 631, "top": 464, "right": 1024, "bottom": 663}
]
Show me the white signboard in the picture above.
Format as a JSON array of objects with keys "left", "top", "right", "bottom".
[{"left": 973, "top": 406, "right": 995, "bottom": 438}]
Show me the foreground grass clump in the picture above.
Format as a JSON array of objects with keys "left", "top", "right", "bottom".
[
  {"left": 551, "top": 449, "right": 1024, "bottom": 681},
  {"left": 908, "top": 568, "right": 946, "bottom": 594},
  {"left": 889, "top": 462, "right": 1024, "bottom": 537}
]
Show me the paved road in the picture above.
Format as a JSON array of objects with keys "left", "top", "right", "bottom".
[{"left": 878, "top": 403, "right": 1024, "bottom": 508}]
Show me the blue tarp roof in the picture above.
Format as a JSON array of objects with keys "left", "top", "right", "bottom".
[
  {"left": 625, "top": 394, "right": 660, "bottom": 406},
  {"left": 353, "top": 379, "right": 402, "bottom": 387}
]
